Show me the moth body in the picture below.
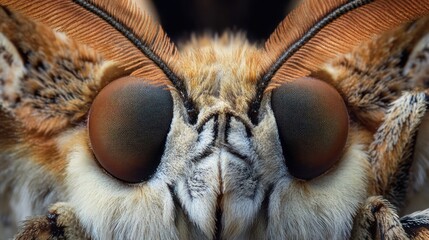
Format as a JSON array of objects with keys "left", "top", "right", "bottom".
[{"left": 0, "top": 1, "right": 429, "bottom": 239}]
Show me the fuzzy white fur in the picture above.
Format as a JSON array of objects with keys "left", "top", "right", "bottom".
[
  {"left": 0, "top": 32, "right": 26, "bottom": 106},
  {"left": 254, "top": 103, "right": 370, "bottom": 240},
  {"left": 0, "top": 154, "right": 61, "bottom": 239},
  {"left": 61, "top": 95, "right": 371, "bottom": 239}
]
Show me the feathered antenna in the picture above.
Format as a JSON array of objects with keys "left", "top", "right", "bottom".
[
  {"left": 262, "top": 0, "right": 429, "bottom": 90},
  {"left": 0, "top": 0, "right": 181, "bottom": 87},
  {"left": 246, "top": 0, "right": 429, "bottom": 123}
]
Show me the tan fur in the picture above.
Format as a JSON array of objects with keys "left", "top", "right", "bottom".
[
  {"left": 322, "top": 16, "right": 429, "bottom": 131},
  {"left": 0, "top": 7, "right": 111, "bottom": 135},
  {"left": 176, "top": 34, "right": 266, "bottom": 115}
]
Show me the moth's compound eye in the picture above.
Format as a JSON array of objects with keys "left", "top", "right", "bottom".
[
  {"left": 88, "top": 77, "right": 173, "bottom": 183},
  {"left": 271, "top": 77, "right": 349, "bottom": 180}
]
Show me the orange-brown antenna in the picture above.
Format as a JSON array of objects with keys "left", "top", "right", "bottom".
[
  {"left": 0, "top": 0, "right": 179, "bottom": 87},
  {"left": 264, "top": 0, "right": 429, "bottom": 89},
  {"left": 249, "top": 0, "right": 429, "bottom": 123},
  {"left": 0, "top": 0, "right": 199, "bottom": 123}
]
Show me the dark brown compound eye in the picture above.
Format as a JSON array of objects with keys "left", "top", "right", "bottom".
[
  {"left": 88, "top": 77, "right": 173, "bottom": 183},
  {"left": 271, "top": 77, "right": 349, "bottom": 180}
]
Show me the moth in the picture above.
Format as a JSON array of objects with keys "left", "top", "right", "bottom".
[{"left": 0, "top": 0, "right": 429, "bottom": 239}]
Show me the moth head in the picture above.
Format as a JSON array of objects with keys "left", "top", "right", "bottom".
[{"left": 1, "top": 0, "right": 429, "bottom": 239}]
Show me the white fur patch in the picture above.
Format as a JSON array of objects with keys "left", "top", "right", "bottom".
[
  {"left": 66, "top": 143, "right": 179, "bottom": 240},
  {"left": 267, "top": 139, "right": 370, "bottom": 240},
  {"left": 0, "top": 32, "right": 26, "bottom": 106},
  {"left": 63, "top": 102, "right": 214, "bottom": 239},
  {"left": 176, "top": 153, "right": 220, "bottom": 237},
  {"left": 220, "top": 117, "right": 265, "bottom": 239},
  {"left": 251, "top": 100, "right": 370, "bottom": 239},
  {"left": 0, "top": 154, "right": 61, "bottom": 239}
]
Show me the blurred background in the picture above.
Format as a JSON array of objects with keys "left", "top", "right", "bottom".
[{"left": 152, "top": 0, "right": 296, "bottom": 43}]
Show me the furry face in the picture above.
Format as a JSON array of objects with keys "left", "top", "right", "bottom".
[{"left": 1, "top": 0, "right": 429, "bottom": 239}]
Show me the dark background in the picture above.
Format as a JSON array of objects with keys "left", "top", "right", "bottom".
[{"left": 152, "top": 0, "right": 295, "bottom": 43}]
